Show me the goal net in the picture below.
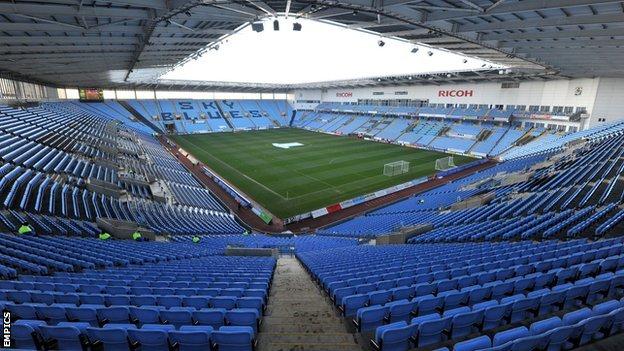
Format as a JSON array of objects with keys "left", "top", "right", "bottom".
[
  {"left": 435, "top": 156, "right": 456, "bottom": 171},
  {"left": 383, "top": 161, "right": 410, "bottom": 176}
]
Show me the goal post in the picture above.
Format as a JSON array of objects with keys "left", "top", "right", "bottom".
[
  {"left": 383, "top": 160, "right": 410, "bottom": 176},
  {"left": 435, "top": 156, "right": 456, "bottom": 171}
]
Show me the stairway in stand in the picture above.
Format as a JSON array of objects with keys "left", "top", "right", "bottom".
[{"left": 257, "top": 257, "right": 363, "bottom": 351}]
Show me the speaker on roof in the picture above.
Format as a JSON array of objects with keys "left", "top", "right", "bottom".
[
  {"left": 252, "top": 22, "right": 264, "bottom": 32},
  {"left": 293, "top": 22, "right": 302, "bottom": 31}
]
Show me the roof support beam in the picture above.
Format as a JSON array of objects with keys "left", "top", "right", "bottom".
[
  {"left": 244, "top": 0, "right": 276, "bottom": 16},
  {"left": 0, "top": 22, "right": 144, "bottom": 33},
  {"left": 0, "top": 2, "right": 150, "bottom": 19},
  {"left": 485, "top": 0, "right": 507, "bottom": 13},
  {"left": 483, "top": 27, "right": 624, "bottom": 41},
  {"left": 500, "top": 38, "right": 624, "bottom": 50},
  {"left": 458, "top": 13, "right": 624, "bottom": 32},
  {"left": 428, "top": 0, "right": 621, "bottom": 22},
  {"left": 0, "top": 46, "right": 137, "bottom": 54},
  {"left": 12, "top": 14, "right": 85, "bottom": 30},
  {"left": 456, "top": 0, "right": 484, "bottom": 12},
  {"left": 407, "top": 5, "right": 478, "bottom": 13},
  {"left": 309, "top": 8, "right": 358, "bottom": 19},
  {"left": 124, "top": 7, "right": 159, "bottom": 82},
  {"left": 0, "top": 36, "right": 139, "bottom": 45}
]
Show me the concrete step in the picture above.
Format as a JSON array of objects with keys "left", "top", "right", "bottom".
[
  {"left": 262, "top": 315, "right": 344, "bottom": 325},
  {"left": 261, "top": 257, "right": 363, "bottom": 351},
  {"left": 257, "top": 332, "right": 356, "bottom": 344},
  {"left": 265, "top": 304, "right": 334, "bottom": 313},
  {"left": 267, "top": 295, "right": 324, "bottom": 300},
  {"left": 265, "top": 310, "right": 339, "bottom": 319},
  {"left": 260, "top": 322, "right": 348, "bottom": 333},
  {"left": 257, "top": 341, "right": 364, "bottom": 351}
]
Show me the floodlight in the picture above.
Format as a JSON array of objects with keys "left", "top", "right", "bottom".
[
  {"left": 378, "top": 40, "right": 385, "bottom": 47},
  {"left": 293, "top": 22, "right": 302, "bottom": 31},
  {"left": 427, "top": 51, "right": 433, "bottom": 56}
]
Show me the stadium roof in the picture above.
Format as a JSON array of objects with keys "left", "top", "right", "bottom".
[
  {"left": 153, "top": 68, "right": 559, "bottom": 92},
  {"left": 0, "top": 0, "right": 622, "bottom": 89}
]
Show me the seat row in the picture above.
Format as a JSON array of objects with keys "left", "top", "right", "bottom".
[
  {"left": 2, "top": 292, "right": 265, "bottom": 311},
  {"left": 437, "top": 299, "right": 624, "bottom": 351},
  {"left": 11, "top": 319, "right": 256, "bottom": 351},
  {"left": 5, "top": 302, "right": 263, "bottom": 329},
  {"left": 21, "top": 274, "right": 271, "bottom": 286},
  {"left": 0, "top": 280, "right": 268, "bottom": 295},
  {"left": 356, "top": 271, "right": 623, "bottom": 333},
  {"left": 331, "top": 252, "right": 622, "bottom": 306},
  {"left": 374, "top": 297, "right": 624, "bottom": 351},
  {"left": 334, "top": 251, "right": 624, "bottom": 319},
  {"left": 323, "top": 238, "right": 621, "bottom": 284}
]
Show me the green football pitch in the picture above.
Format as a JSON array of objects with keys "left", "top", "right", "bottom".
[{"left": 171, "top": 128, "right": 474, "bottom": 218}]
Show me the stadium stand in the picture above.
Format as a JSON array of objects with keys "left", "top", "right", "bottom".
[
  {"left": 119, "top": 99, "right": 292, "bottom": 134},
  {"left": 0, "top": 234, "right": 274, "bottom": 350},
  {"left": 318, "top": 121, "right": 624, "bottom": 239},
  {"left": 2, "top": 99, "right": 624, "bottom": 351},
  {"left": 0, "top": 103, "right": 244, "bottom": 236},
  {"left": 298, "top": 238, "right": 624, "bottom": 350},
  {"left": 292, "top": 103, "right": 569, "bottom": 158},
  {"left": 4, "top": 1, "right": 624, "bottom": 350}
]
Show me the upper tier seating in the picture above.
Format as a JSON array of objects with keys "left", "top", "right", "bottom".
[
  {"left": 319, "top": 122, "right": 624, "bottom": 239},
  {"left": 122, "top": 99, "right": 291, "bottom": 134},
  {"left": 315, "top": 103, "right": 514, "bottom": 122}
]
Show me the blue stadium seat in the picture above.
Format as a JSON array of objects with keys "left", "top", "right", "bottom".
[
  {"left": 87, "top": 327, "right": 132, "bottom": 351},
  {"left": 160, "top": 308, "right": 194, "bottom": 329},
  {"left": 453, "top": 335, "right": 491, "bottom": 351},
  {"left": 127, "top": 329, "right": 170, "bottom": 351},
  {"left": 225, "top": 309, "right": 260, "bottom": 334},
  {"left": 193, "top": 309, "right": 226, "bottom": 328},
  {"left": 212, "top": 326, "right": 255, "bottom": 351},
  {"left": 373, "top": 321, "right": 417, "bottom": 351},
  {"left": 169, "top": 329, "right": 213, "bottom": 351},
  {"left": 11, "top": 320, "right": 46, "bottom": 349},
  {"left": 355, "top": 305, "right": 388, "bottom": 332},
  {"left": 40, "top": 323, "right": 90, "bottom": 350}
]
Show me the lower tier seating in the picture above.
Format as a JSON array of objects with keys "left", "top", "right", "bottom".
[
  {"left": 1, "top": 236, "right": 276, "bottom": 351},
  {"left": 299, "top": 238, "right": 624, "bottom": 351}
]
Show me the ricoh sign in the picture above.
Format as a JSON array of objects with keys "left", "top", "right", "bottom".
[
  {"left": 438, "top": 89, "right": 474, "bottom": 97},
  {"left": 335, "top": 92, "right": 353, "bottom": 98}
]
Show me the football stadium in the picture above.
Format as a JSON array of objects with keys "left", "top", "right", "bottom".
[{"left": 3, "top": 1, "right": 624, "bottom": 351}]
